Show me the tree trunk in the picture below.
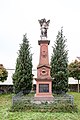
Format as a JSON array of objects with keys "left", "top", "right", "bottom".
[{"left": 78, "top": 80, "right": 79, "bottom": 93}]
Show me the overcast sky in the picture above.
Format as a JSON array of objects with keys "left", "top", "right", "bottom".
[{"left": 0, "top": 0, "right": 80, "bottom": 69}]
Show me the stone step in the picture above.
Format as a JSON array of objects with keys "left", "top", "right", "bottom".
[{"left": 34, "top": 96, "right": 54, "bottom": 101}]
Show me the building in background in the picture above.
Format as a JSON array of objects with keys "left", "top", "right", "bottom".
[
  {"left": 0, "top": 69, "right": 37, "bottom": 93},
  {"left": 0, "top": 68, "right": 80, "bottom": 93}
]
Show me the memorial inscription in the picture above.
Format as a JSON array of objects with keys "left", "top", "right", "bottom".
[{"left": 39, "top": 84, "right": 49, "bottom": 93}]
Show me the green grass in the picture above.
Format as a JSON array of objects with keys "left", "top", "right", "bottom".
[
  {"left": 0, "top": 92, "right": 80, "bottom": 120},
  {"left": 69, "top": 92, "right": 80, "bottom": 112}
]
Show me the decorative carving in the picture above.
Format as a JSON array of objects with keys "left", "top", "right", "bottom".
[
  {"left": 38, "top": 18, "right": 50, "bottom": 39},
  {"left": 41, "top": 45, "right": 47, "bottom": 58},
  {"left": 40, "top": 67, "right": 48, "bottom": 76}
]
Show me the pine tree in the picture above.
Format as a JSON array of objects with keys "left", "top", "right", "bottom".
[
  {"left": 13, "top": 34, "right": 33, "bottom": 94},
  {"left": 50, "top": 28, "right": 68, "bottom": 94}
]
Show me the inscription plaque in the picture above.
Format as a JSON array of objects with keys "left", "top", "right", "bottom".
[{"left": 39, "top": 84, "right": 49, "bottom": 93}]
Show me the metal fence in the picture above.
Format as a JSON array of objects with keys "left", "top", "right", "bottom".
[{"left": 12, "top": 91, "right": 74, "bottom": 106}]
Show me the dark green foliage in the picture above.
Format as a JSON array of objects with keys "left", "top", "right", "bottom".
[
  {"left": 68, "top": 60, "right": 80, "bottom": 92},
  {"left": 50, "top": 27, "right": 68, "bottom": 94},
  {"left": 11, "top": 98, "right": 77, "bottom": 113},
  {"left": 11, "top": 93, "right": 76, "bottom": 112},
  {"left": 12, "top": 34, "right": 33, "bottom": 94},
  {"left": 11, "top": 101, "right": 77, "bottom": 112},
  {"left": 0, "top": 64, "right": 8, "bottom": 82}
]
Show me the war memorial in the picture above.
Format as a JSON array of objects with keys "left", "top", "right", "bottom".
[
  {"left": 12, "top": 19, "right": 74, "bottom": 112},
  {"left": 34, "top": 18, "right": 53, "bottom": 101}
]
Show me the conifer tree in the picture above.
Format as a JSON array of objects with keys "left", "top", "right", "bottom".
[
  {"left": 50, "top": 28, "right": 68, "bottom": 94},
  {"left": 13, "top": 34, "right": 33, "bottom": 94}
]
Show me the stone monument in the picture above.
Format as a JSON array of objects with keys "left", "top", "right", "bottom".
[{"left": 34, "top": 18, "right": 53, "bottom": 101}]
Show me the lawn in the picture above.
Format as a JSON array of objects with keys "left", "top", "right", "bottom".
[{"left": 0, "top": 92, "right": 80, "bottom": 120}]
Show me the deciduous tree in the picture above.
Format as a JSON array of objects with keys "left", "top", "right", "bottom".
[
  {"left": 68, "top": 60, "right": 80, "bottom": 92},
  {"left": 0, "top": 64, "right": 8, "bottom": 82}
]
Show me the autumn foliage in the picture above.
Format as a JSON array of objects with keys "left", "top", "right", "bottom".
[{"left": 0, "top": 64, "right": 8, "bottom": 82}]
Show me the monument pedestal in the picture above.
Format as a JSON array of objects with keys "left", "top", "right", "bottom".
[
  {"left": 34, "top": 40, "right": 53, "bottom": 101},
  {"left": 34, "top": 78, "right": 53, "bottom": 101}
]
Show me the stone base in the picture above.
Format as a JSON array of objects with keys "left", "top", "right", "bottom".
[{"left": 34, "top": 94, "right": 54, "bottom": 101}]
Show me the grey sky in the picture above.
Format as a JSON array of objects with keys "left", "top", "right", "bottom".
[{"left": 0, "top": 0, "right": 80, "bottom": 69}]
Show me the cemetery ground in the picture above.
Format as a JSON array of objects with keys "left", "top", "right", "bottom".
[{"left": 0, "top": 92, "right": 80, "bottom": 120}]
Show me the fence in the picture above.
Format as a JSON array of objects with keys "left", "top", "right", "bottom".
[{"left": 12, "top": 91, "right": 74, "bottom": 106}]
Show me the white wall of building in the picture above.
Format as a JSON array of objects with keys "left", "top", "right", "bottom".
[{"left": 0, "top": 69, "right": 80, "bottom": 85}]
